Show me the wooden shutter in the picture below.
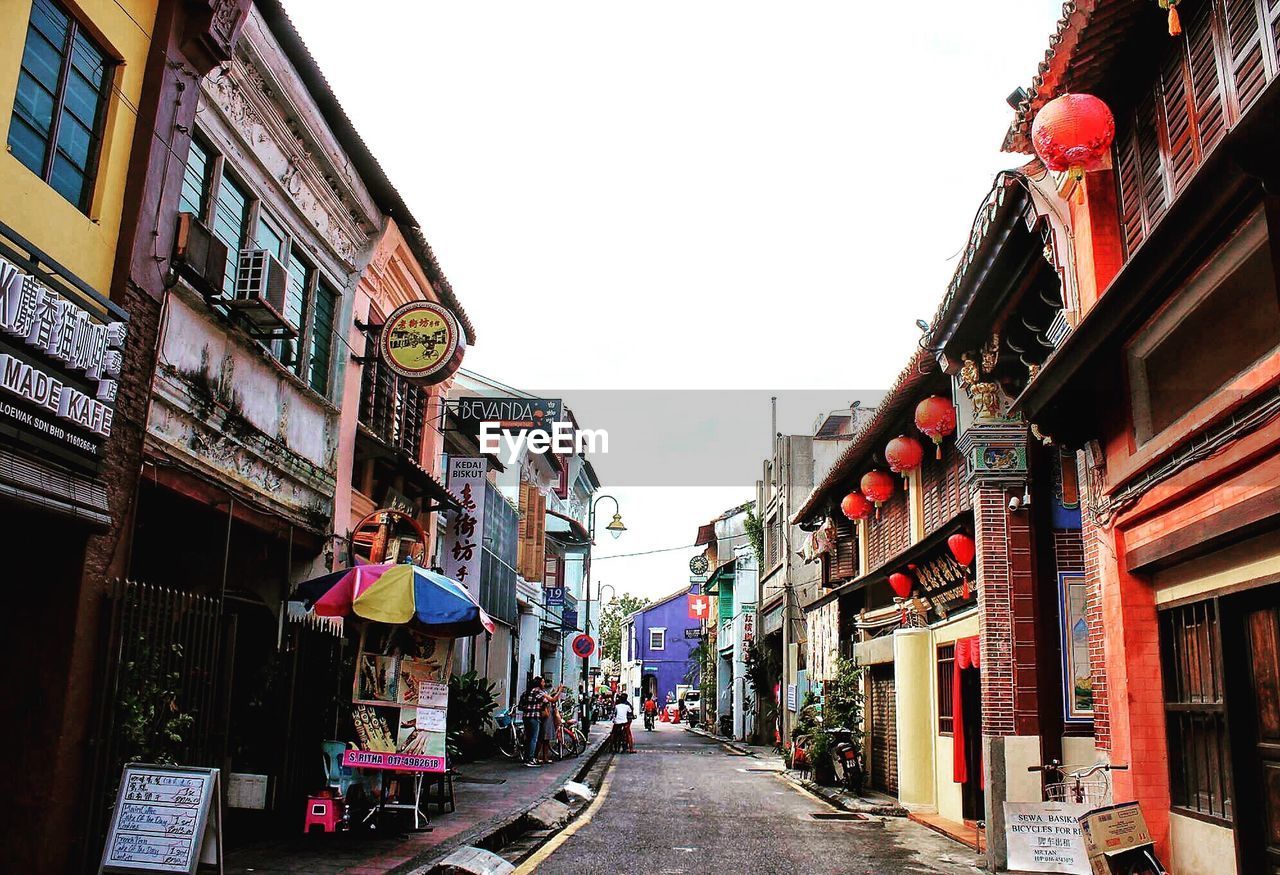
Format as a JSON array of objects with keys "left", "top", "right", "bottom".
[
  {"left": 830, "top": 515, "right": 856, "bottom": 582},
  {"left": 1188, "top": 0, "right": 1229, "bottom": 155},
  {"left": 1224, "top": 0, "right": 1269, "bottom": 113},
  {"left": 1115, "top": 116, "right": 1147, "bottom": 255},
  {"left": 1137, "top": 93, "right": 1170, "bottom": 231},
  {"left": 1160, "top": 42, "right": 1199, "bottom": 193},
  {"left": 517, "top": 480, "right": 533, "bottom": 579},
  {"left": 530, "top": 490, "right": 546, "bottom": 583}
]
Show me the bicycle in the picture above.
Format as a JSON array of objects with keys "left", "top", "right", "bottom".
[
  {"left": 1028, "top": 759, "right": 1128, "bottom": 806},
  {"left": 494, "top": 708, "right": 527, "bottom": 761}
]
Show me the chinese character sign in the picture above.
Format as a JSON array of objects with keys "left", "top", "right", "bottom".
[{"left": 444, "top": 457, "right": 488, "bottom": 594}]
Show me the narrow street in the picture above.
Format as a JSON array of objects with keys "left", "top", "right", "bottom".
[{"left": 524, "top": 721, "right": 983, "bottom": 875}]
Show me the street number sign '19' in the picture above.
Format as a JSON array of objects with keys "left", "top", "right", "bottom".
[{"left": 571, "top": 634, "right": 596, "bottom": 658}]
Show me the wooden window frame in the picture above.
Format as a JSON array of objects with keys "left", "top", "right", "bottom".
[
  {"left": 1159, "top": 598, "right": 1234, "bottom": 826},
  {"left": 180, "top": 133, "right": 343, "bottom": 398},
  {"left": 937, "top": 642, "right": 956, "bottom": 736},
  {"left": 10, "top": 0, "right": 116, "bottom": 213}
]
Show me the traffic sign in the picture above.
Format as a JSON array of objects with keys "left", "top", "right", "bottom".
[{"left": 571, "top": 634, "right": 596, "bottom": 659}]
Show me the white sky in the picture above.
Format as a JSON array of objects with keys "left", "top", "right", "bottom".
[{"left": 285, "top": 1, "right": 1065, "bottom": 601}]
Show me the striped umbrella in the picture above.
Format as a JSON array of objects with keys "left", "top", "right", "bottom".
[{"left": 294, "top": 562, "right": 495, "bottom": 638}]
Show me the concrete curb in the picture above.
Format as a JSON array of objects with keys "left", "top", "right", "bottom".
[
  {"left": 684, "top": 725, "right": 907, "bottom": 817},
  {"left": 393, "top": 730, "right": 612, "bottom": 875}
]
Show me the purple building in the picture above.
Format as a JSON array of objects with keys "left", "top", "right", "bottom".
[{"left": 621, "top": 585, "right": 702, "bottom": 706}]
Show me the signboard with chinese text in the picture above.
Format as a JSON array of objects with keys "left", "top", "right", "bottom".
[
  {"left": 1005, "top": 802, "right": 1090, "bottom": 874},
  {"left": 444, "top": 457, "right": 488, "bottom": 593},
  {"left": 0, "top": 254, "right": 127, "bottom": 469},
  {"left": 740, "top": 603, "right": 756, "bottom": 643},
  {"left": 378, "top": 300, "right": 464, "bottom": 385},
  {"left": 100, "top": 765, "right": 221, "bottom": 874}
]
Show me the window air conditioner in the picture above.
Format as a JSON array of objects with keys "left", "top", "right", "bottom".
[
  {"left": 227, "top": 248, "right": 298, "bottom": 338},
  {"left": 173, "top": 212, "right": 229, "bottom": 299}
]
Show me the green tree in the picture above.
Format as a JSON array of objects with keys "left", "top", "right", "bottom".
[{"left": 600, "top": 593, "right": 650, "bottom": 662}]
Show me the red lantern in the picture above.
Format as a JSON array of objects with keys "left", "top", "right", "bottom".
[
  {"left": 840, "top": 491, "right": 872, "bottom": 522},
  {"left": 860, "top": 470, "right": 895, "bottom": 514},
  {"left": 1031, "top": 94, "right": 1116, "bottom": 199},
  {"left": 885, "top": 435, "right": 925, "bottom": 482},
  {"left": 914, "top": 396, "right": 957, "bottom": 459},
  {"left": 947, "top": 532, "right": 976, "bottom": 567},
  {"left": 889, "top": 572, "right": 913, "bottom": 600}
]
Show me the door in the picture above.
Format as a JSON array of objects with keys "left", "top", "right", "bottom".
[
  {"left": 1240, "top": 597, "right": 1280, "bottom": 874},
  {"left": 869, "top": 665, "right": 898, "bottom": 796}
]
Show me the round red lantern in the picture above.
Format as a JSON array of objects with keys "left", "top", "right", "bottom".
[
  {"left": 1031, "top": 94, "right": 1116, "bottom": 196},
  {"left": 914, "top": 396, "right": 957, "bottom": 458},
  {"left": 947, "top": 532, "right": 976, "bottom": 567},
  {"left": 840, "top": 491, "right": 872, "bottom": 522},
  {"left": 886, "top": 435, "right": 925, "bottom": 482},
  {"left": 860, "top": 470, "right": 895, "bottom": 512},
  {"left": 889, "top": 572, "right": 913, "bottom": 600}
]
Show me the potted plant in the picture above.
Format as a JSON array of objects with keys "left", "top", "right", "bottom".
[{"left": 448, "top": 671, "right": 498, "bottom": 762}]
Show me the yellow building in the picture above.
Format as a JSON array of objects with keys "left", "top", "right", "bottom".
[{"left": 0, "top": 0, "right": 157, "bottom": 292}]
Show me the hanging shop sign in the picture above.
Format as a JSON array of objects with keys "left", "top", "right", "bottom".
[
  {"left": 563, "top": 607, "right": 579, "bottom": 631},
  {"left": 100, "top": 764, "right": 222, "bottom": 874},
  {"left": 378, "top": 300, "right": 465, "bottom": 386},
  {"left": 0, "top": 255, "right": 127, "bottom": 469},
  {"left": 455, "top": 396, "right": 563, "bottom": 441},
  {"left": 443, "top": 457, "right": 488, "bottom": 592},
  {"left": 908, "top": 547, "right": 976, "bottom": 622},
  {"left": 683, "top": 628, "right": 701, "bottom": 639},
  {"left": 688, "top": 594, "right": 710, "bottom": 620},
  {"left": 345, "top": 626, "right": 451, "bottom": 774},
  {"left": 545, "top": 586, "right": 565, "bottom": 607},
  {"left": 741, "top": 604, "right": 756, "bottom": 643},
  {"left": 1004, "top": 802, "right": 1090, "bottom": 875}
]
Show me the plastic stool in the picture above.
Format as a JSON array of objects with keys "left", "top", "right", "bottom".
[{"left": 303, "top": 794, "right": 342, "bottom": 833}]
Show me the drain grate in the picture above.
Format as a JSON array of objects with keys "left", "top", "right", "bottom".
[{"left": 809, "top": 812, "right": 866, "bottom": 821}]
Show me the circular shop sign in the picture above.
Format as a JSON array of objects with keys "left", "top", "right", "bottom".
[
  {"left": 571, "top": 634, "right": 596, "bottom": 659},
  {"left": 378, "top": 300, "right": 466, "bottom": 385}
]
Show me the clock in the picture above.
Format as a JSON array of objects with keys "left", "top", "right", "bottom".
[{"left": 689, "top": 554, "right": 709, "bottom": 575}]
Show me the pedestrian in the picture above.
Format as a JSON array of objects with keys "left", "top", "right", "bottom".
[
  {"left": 538, "top": 679, "right": 567, "bottom": 763},
  {"left": 519, "top": 676, "right": 546, "bottom": 766},
  {"left": 614, "top": 692, "right": 636, "bottom": 753}
]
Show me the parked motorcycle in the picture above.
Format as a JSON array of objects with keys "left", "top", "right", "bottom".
[{"left": 827, "top": 728, "right": 864, "bottom": 796}]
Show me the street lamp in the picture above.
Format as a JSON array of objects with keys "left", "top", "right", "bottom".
[{"left": 582, "top": 495, "right": 624, "bottom": 724}]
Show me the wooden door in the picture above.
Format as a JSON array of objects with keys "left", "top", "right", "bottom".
[
  {"left": 1242, "top": 600, "right": 1280, "bottom": 874},
  {"left": 869, "top": 665, "right": 897, "bottom": 796}
]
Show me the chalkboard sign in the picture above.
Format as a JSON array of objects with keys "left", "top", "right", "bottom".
[{"left": 100, "top": 765, "right": 222, "bottom": 874}]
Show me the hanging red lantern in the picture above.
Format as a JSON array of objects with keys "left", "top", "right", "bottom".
[
  {"left": 947, "top": 532, "right": 976, "bottom": 567},
  {"left": 885, "top": 435, "right": 925, "bottom": 483},
  {"left": 840, "top": 491, "right": 872, "bottom": 522},
  {"left": 914, "top": 396, "right": 957, "bottom": 459},
  {"left": 1031, "top": 94, "right": 1116, "bottom": 201},
  {"left": 860, "top": 470, "right": 895, "bottom": 516},
  {"left": 889, "top": 571, "right": 913, "bottom": 600},
  {"left": 1158, "top": 0, "right": 1182, "bottom": 36}
]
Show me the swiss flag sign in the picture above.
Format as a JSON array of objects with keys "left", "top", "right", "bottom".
[{"left": 688, "top": 594, "right": 710, "bottom": 620}]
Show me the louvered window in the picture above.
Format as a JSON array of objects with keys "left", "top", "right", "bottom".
[
  {"left": 823, "top": 515, "right": 857, "bottom": 587},
  {"left": 1112, "top": 0, "right": 1277, "bottom": 260},
  {"left": 359, "top": 326, "right": 427, "bottom": 456}
]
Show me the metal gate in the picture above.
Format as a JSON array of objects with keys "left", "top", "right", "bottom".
[{"left": 84, "top": 579, "right": 223, "bottom": 863}]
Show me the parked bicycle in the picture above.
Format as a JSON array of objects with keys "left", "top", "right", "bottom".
[
  {"left": 494, "top": 708, "right": 526, "bottom": 761},
  {"left": 1028, "top": 759, "right": 1128, "bottom": 806}
]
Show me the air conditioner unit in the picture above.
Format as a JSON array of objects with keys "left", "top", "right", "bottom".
[
  {"left": 173, "top": 212, "right": 228, "bottom": 299},
  {"left": 226, "top": 248, "right": 298, "bottom": 338}
]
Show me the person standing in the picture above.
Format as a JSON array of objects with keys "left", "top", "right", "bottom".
[
  {"left": 520, "top": 676, "right": 546, "bottom": 766},
  {"left": 538, "top": 680, "right": 567, "bottom": 763}
]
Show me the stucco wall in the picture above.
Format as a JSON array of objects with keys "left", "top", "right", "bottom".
[{"left": 1168, "top": 811, "right": 1237, "bottom": 875}]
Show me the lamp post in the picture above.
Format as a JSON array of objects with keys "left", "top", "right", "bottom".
[{"left": 582, "top": 494, "right": 625, "bottom": 725}]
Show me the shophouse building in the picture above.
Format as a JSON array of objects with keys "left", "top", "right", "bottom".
[
  {"left": 0, "top": 1, "right": 251, "bottom": 870},
  {"left": 620, "top": 585, "right": 703, "bottom": 707},
  {"left": 1008, "top": 2, "right": 1280, "bottom": 871}
]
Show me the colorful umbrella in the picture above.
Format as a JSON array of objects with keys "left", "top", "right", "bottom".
[{"left": 294, "top": 562, "right": 495, "bottom": 638}]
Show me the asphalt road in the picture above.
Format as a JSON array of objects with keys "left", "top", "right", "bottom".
[{"left": 526, "top": 720, "right": 984, "bottom": 875}]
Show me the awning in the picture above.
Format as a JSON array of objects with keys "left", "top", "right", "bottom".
[
  {"left": 545, "top": 508, "right": 591, "bottom": 548},
  {"left": 703, "top": 557, "right": 736, "bottom": 596},
  {"left": 0, "top": 446, "right": 111, "bottom": 529}
]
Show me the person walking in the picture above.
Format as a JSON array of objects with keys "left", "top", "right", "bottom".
[
  {"left": 614, "top": 692, "right": 636, "bottom": 753},
  {"left": 519, "top": 676, "right": 546, "bottom": 766},
  {"left": 643, "top": 695, "right": 657, "bottom": 731}
]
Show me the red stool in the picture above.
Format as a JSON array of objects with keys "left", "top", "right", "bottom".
[{"left": 303, "top": 794, "right": 342, "bottom": 833}]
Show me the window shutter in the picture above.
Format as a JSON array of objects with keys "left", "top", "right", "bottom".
[
  {"left": 1224, "top": 0, "right": 1269, "bottom": 113},
  {"left": 831, "top": 515, "right": 857, "bottom": 582},
  {"left": 1188, "top": 1, "right": 1229, "bottom": 155},
  {"left": 517, "top": 481, "right": 532, "bottom": 579},
  {"left": 1159, "top": 43, "right": 1198, "bottom": 192},
  {"left": 1115, "top": 116, "right": 1146, "bottom": 256},
  {"left": 1136, "top": 93, "right": 1170, "bottom": 232},
  {"left": 530, "top": 490, "right": 546, "bottom": 583}
]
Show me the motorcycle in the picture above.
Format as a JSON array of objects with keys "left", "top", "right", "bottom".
[
  {"left": 643, "top": 709, "right": 656, "bottom": 730},
  {"left": 827, "top": 728, "right": 864, "bottom": 796}
]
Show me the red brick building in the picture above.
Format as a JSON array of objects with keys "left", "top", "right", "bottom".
[{"left": 1011, "top": 2, "right": 1280, "bottom": 872}]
